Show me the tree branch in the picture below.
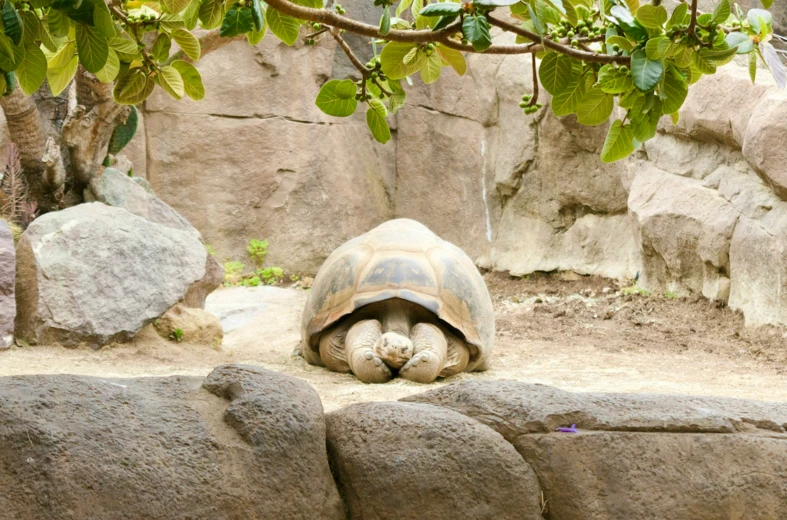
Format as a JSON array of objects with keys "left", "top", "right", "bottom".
[
  {"left": 688, "top": 0, "right": 698, "bottom": 35},
  {"left": 487, "top": 14, "right": 630, "bottom": 65},
  {"left": 529, "top": 52, "right": 539, "bottom": 105},
  {"left": 330, "top": 28, "right": 369, "bottom": 76}
]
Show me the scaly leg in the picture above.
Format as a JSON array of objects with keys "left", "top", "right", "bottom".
[
  {"left": 318, "top": 321, "right": 352, "bottom": 373},
  {"left": 345, "top": 319, "right": 392, "bottom": 384},
  {"left": 399, "top": 323, "right": 447, "bottom": 383}
]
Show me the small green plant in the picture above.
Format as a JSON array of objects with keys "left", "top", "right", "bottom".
[
  {"left": 247, "top": 239, "right": 269, "bottom": 267},
  {"left": 621, "top": 286, "right": 650, "bottom": 297},
  {"left": 290, "top": 274, "right": 300, "bottom": 282},
  {"left": 223, "top": 261, "right": 245, "bottom": 286},
  {"left": 169, "top": 328, "right": 184, "bottom": 343},
  {"left": 665, "top": 290, "right": 679, "bottom": 299},
  {"left": 260, "top": 267, "right": 284, "bottom": 285},
  {"left": 205, "top": 244, "right": 216, "bottom": 257},
  {"left": 241, "top": 276, "right": 261, "bottom": 287}
]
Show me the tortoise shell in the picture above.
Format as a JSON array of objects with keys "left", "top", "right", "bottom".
[{"left": 301, "top": 219, "right": 494, "bottom": 370}]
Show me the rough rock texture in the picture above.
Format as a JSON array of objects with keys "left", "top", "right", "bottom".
[
  {"left": 88, "top": 167, "right": 201, "bottom": 238},
  {"left": 0, "top": 220, "right": 13, "bottom": 348},
  {"left": 15, "top": 203, "right": 214, "bottom": 347},
  {"left": 153, "top": 303, "right": 223, "bottom": 346},
  {"left": 628, "top": 165, "right": 738, "bottom": 299},
  {"left": 406, "top": 381, "right": 787, "bottom": 520},
  {"left": 0, "top": 365, "right": 344, "bottom": 519},
  {"left": 326, "top": 401, "right": 543, "bottom": 520}
]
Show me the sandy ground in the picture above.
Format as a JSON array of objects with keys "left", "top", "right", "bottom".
[{"left": 2, "top": 272, "right": 786, "bottom": 412}]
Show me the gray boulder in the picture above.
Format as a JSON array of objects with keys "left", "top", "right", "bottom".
[
  {"left": 88, "top": 167, "right": 201, "bottom": 238},
  {"left": 326, "top": 401, "right": 543, "bottom": 520},
  {"left": 0, "top": 220, "right": 13, "bottom": 348},
  {"left": 0, "top": 364, "right": 344, "bottom": 519},
  {"left": 406, "top": 381, "right": 787, "bottom": 520},
  {"left": 15, "top": 203, "right": 215, "bottom": 347}
]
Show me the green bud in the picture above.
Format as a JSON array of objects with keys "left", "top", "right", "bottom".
[
  {"left": 567, "top": 30, "right": 575, "bottom": 38},
  {"left": 571, "top": 38, "right": 579, "bottom": 46}
]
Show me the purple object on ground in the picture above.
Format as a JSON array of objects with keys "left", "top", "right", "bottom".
[{"left": 555, "top": 424, "right": 578, "bottom": 433}]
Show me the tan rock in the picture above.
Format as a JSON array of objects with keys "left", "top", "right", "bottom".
[
  {"left": 153, "top": 303, "right": 223, "bottom": 347},
  {"left": 628, "top": 165, "right": 739, "bottom": 299},
  {"left": 326, "top": 401, "right": 543, "bottom": 520},
  {"left": 0, "top": 220, "right": 13, "bottom": 348},
  {"left": 742, "top": 89, "right": 787, "bottom": 200}
]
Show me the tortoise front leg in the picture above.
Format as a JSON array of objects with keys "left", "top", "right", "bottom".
[
  {"left": 345, "top": 319, "right": 393, "bottom": 384},
  {"left": 399, "top": 323, "right": 447, "bottom": 384},
  {"left": 318, "top": 321, "right": 352, "bottom": 373}
]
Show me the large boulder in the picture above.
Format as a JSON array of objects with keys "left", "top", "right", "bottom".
[
  {"left": 729, "top": 205, "right": 787, "bottom": 327},
  {"left": 628, "top": 165, "right": 739, "bottom": 299},
  {"left": 742, "top": 90, "right": 787, "bottom": 200},
  {"left": 87, "top": 167, "right": 222, "bottom": 308},
  {"left": 0, "top": 220, "right": 13, "bottom": 348},
  {"left": 325, "top": 401, "right": 543, "bottom": 520},
  {"left": 405, "top": 381, "right": 787, "bottom": 520},
  {"left": 15, "top": 203, "right": 216, "bottom": 347},
  {"left": 0, "top": 365, "right": 344, "bottom": 519}
]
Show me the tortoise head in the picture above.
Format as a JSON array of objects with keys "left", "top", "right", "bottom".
[{"left": 373, "top": 332, "right": 413, "bottom": 369}]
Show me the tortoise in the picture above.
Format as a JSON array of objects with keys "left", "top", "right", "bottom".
[{"left": 300, "top": 218, "right": 494, "bottom": 384}]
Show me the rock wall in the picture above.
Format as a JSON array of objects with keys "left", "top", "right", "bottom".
[
  {"left": 125, "top": 30, "right": 787, "bottom": 330},
  {"left": 4, "top": 367, "right": 787, "bottom": 519}
]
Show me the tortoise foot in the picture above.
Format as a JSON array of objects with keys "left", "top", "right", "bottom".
[
  {"left": 399, "top": 351, "right": 441, "bottom": 384},
  {"left": 351, "top": 349, "right": 393, "bottom": 384}
]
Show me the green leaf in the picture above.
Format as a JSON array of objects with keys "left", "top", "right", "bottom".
[
  {"left": 606, "top": 35, "right": 633, "bottom": 52},
  {"left": 631, "top": 101, "right": 660, "bottom": 142},
  {"left": 667, "top": 2, "right": 687, "bottom": 28},
  {"left": 183, "top": 0, "right": 201, "bottom": 29},
  {"left": 748, "top": 8, "right": 772, "bottom": 35},
  {"left": 396, "top": 0, "right": 413, "bottom": 17},
  {"left": 462, "top": 15, "right": 491, "bottom": 52},
  {"left": 2, "top": 1, "right": 23, "bottom": 46},
  {"left": 93, "top": 2, "right": 116, "bottom": 37},
  {"left": 0, "top": 38, "right": 24, "bottom": 71},
  {"left": 596, "top": 64, "right": 633, "bottom": 94},
  {"left": 645, "top": 36, "right": 668, "bottom": 60},
  {"left": 198, "top": 0, "right": 224, "bottom": 30},
  {"left": 538, "top": 52, "right": 572, "bottom": 95},
  {"left": 108, "top": 36, "right": 139, "bottom": 61},
  {"left": 700, "top": 45, "right": 739, "bottom": 62},
  {"left": 220, "top": 6, "right": 254, "bottom": 37},
  {"left": 108, "top": 105, "right": 138, "bottom": 155},
  {"left": 726, "top": 32, "right": 753, "bottom": 54},
  {"left": 552, "top": 74, "right": 587, "bottom": 116},
  {"left": 635, "top": 4, "right": 667, "bottom": 28},
  {"left": 712, "top": 0, "right": 730, "bottom": 25},
  {"left": 47, "top": 9, "right": 70, "bottom": 38},
  {"left": 671, "top": 43, "right": 694, "bottom": 68},
  {"left": 247, "top": 25, "right": 266, "bottom": 45},
  {"left": 577, "top": 86, "right": 614, "bottom": 126},
  {"left": 561, "top": 0, "right": 578, "bottom": 25},
  {"left": 265, "top": 7, "right": 300, "bottom": 46},
  {"left": 162, "top": 0, "right": 191, "bottom": 14},
  {"left": 171, "top": 59, "right": 204, "bottom": 100},
  {"left": 46, "top": 53, "right": 77, "bottom": 96},
  {"left": 21, "top": 11, "right": 39, "bottom": 45},
  {"left": 419, "top": 2, "right": 462, "bottom": 16},
  {"left": 693, "top": 49, "right": 717, "bottom": 74},
  {"left": 432, "top": 14, "right": 458, "bottom": 31},
  {"left": 660, "top": 63, "right": 687, "bottom": 114},
  {"left": 379, "top": 6, "right": 391, "bottom": 36},
  {"left": 411, "top": 0, "right": 424, "bottom": 17},
  {"left": 46, "top": 40, "right": 75, "bottom": 69},
  {"left": 151, "top": 33, "right": 171, "bottom": 62},
  {"left": 171, "top": 28, "right": 200, "bottom": 61},
  {"left": 76, "top": 23, "right": 108, "bottom": 73},
  {"left": 630, "top": 48, "right": 662, "bottom": 91},
  {"left": 16, "top": 43, "right": 46, "bottom": 94},
  {"left": 38, "top": 20, "right": 57, "bottom": 52},
  {"left": 366, "top": 99, "right": 391, "bottom": 144},
  {"left": 387, "top": 79, "right": 406, "bottom": 114},
  {"left": 622, "top": 0, "right": 639, "bottom": 15},
  {"left": 760, "top": 0, "right": 773, "bottom": 7},
  {"left": 156, "top": 64, "right": 184, "bottom": 99},
  {"left": 601, "top": 120, "right": 635, "bottom": 162},
  {"left": 748, "top": 49, "right": 757, "bottom": 83},
  {"left": 95, "top": 47, "right": 119, "bottom": 82},
  {"left": 436, "top": 43, "right": 465, "bottom": 75},
  {"left": 315, "top": 79, "right": 358, "bottom": 117},
  {"left": 420, "top": 51, "right": 442, "bottom": 84},
  {"left": 380, "top": 42, "right": 420, "bottom": 79},
  {"left": 113, "top": 68, "right": 154, "bottom": 105}
]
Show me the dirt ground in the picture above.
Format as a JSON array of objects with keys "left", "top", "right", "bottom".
[{"left": 2, "top": 271, "right": 786, "bottom": 412}]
